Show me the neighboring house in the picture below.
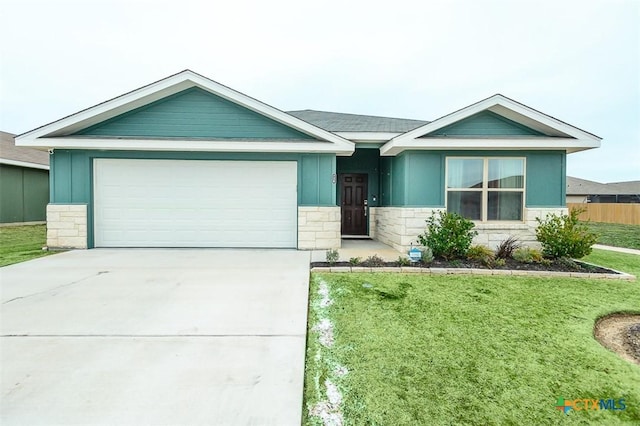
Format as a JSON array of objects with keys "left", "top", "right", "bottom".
[
  {"left": 567, "top": 176, "right": 640, "bottom": 203},
  {"left": 0, "top": 131, "right": 49, "bottom": 223},
  {"left": 16, "top": 70, "right": 601, "bottom": 251}
]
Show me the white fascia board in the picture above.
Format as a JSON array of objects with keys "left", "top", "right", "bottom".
[
  {"left": 381, "top": 95, "right": 602, "bottom": 155},
  {"left": 0, "top": 158, "right": 50, "bottom": 170},
  {"left": 380, "top": 137, "right": 600, "bottom": 156},
  {"left": 16, "top": 70, "right": 355, "bottom": 154},
  {"left": 22, "top": 137, "right": 355, "bottom": 156}
]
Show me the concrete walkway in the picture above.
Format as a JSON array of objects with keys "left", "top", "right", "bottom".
[
  {"left": 1, "top": 249, "right": 310, "bottom": 426},
  {"left": 593, "top": 244, "right": 640, "bottom": 255},
  {"left": 311, "top": 239, "right": 405, "bottom": 262}
]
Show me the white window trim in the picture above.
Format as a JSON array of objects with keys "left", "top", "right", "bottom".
[{"left": 445, "top": 156, "right": 526, "bottom": 223}]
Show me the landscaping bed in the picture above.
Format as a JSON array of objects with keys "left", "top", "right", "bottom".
[{"left": 311, "top": 258, "right": 617, "bottom": 274}]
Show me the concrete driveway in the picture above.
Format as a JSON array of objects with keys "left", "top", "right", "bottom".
[{"left": 0, "top": 249, "right": 311, "bottom": 425}]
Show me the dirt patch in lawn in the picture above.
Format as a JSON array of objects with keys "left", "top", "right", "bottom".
[{"left": 594, "top": 314, "right": 640, "bottom": 365}]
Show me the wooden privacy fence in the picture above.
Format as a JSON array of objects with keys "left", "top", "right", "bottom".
[{"left": 567, "top": 203, "right": 640, "bottom": 225}]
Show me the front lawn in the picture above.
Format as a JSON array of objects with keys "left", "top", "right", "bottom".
[
  {"left": 0, "top": 224, "right": 54, "bottom": 267},
  {"left": 582, "top": 222, "right": 640, "bottom": 250},
  {"left": 304, "top": 250, "right": 640, "bottom": 425}
]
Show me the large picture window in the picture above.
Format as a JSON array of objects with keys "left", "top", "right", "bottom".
[{"left": 446, "top": 157, "right": 525, "bottom": 221}]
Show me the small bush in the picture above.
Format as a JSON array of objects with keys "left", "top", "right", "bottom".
[
  {"left": 421, "top": 247, "right": 434, "bottom": 264},
  {"left": 493, "top": 258, "right": 506, "bottom": 268},
  {"left": 535, "top": 209, "right": 598, "bottom": 259},
  {"left": 363, "top": 254, "right": 385, "bottom": 267},
  {"left": 397, "top": 256, "right": 411, "bottom": 266},
  {"left": 417, "top": 211, "right": 477, "bottom": 260},
  {"left": 513, "top": 247, "right": 544, "bottom": 263},
  {"left": 467, "top": 245, "right": 495, "bottom": 264},
  {"left": 326, "top": 248, "right": 339, "bottom": 266},
  {"left": 540, "top": 258, "right": 552, "bottom": 267},
  {"left": 495, "top": 237, "right": 521, "bottom": 259},
  {"left": 557, "top": 256, "right": 580, "bottom": 271},
  {"left": 348, "top": 257, "right": 362, "bottom": 266}
]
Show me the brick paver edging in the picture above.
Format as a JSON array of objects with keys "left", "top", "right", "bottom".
[{"left": 310, "top": 266, "right": 636, "bottom": 281}]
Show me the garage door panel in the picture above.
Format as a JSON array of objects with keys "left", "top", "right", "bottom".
[{"left": 94, "top": 159, "right": 297, "bottom": 248}]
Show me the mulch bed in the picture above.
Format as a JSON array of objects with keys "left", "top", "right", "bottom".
[{"left": 311, "top": 258, "right": 617, "bottom": 274}]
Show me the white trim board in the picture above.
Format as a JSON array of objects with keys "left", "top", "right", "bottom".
[
  {"left": 0, "top": 158, "right": 50, "bottom": 170},
  {"left": 380, "top": 137, "right": 594, "bottom": 156},
  {"left": 36, "top": 137, "right": 353, "bottom": 155}
]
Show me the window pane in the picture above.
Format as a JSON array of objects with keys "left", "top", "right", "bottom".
[
  {"left": 488, "top": 191, "right": 523, "bottom": 220},
  {"left": 448, "top": 191, "right": 481, "bottom": 220},
  {"left": 447, "top": 159, "right": 484, "bottom": 188},
  {"left": 488, "top": 159, "right": 524, "bottom": 188}
]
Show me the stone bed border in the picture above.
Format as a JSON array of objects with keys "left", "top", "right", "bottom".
[{"left": 310, "top": 266, "right": 636, "bottom": 281}]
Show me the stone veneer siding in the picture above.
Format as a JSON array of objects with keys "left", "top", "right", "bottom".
[
  {"left": 371, "top": 207, "right": 441, "bottom": 253},
  {"left": 46, "top": 204, "right": 88, "bottom": 249},
  {"left": 298, "top": 206, "right": 341, "bottom": 250},
  {"left": 372, "top": 207, "right": 568, "bottom": 254}
]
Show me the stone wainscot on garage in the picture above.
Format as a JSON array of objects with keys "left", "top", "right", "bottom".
[{"left": 16, "top": 70, "right": 601, "bottom": 252}]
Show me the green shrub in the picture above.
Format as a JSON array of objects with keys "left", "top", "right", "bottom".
[
  {"left": 397, "top": 256, "right": 411, "bottom": 266},
  {"left": 348, "top": 257, "right": 362, "bottom": 266},
  {"left": 493, "top": 258, "right": 506, "bottom": 268},
  {"left": 513, "top": 247, "right": 544, "bottom": 263},
  {"left": 495, "top": 236, "right": 521, "bottom": 259},
  {"left": 467, "top": 245, "right": 495, "bottom": 265},
  {"left": 363, "top": 254, "right": 385, "bottom": 267},
  {"left": 557, "top": 256, "right": 580, "bottom": 271},
  {"left": 326, "top": 248, "right": 339, "bottom": 266},
  {"left": 421, "top": 247, "right": 434, "bottom": 264},
  {"left": 535, "top": 209, "right": 598, "bottom": 259},
  {"left": 417, "top": 211, "right": 477, "bottom": 260}
]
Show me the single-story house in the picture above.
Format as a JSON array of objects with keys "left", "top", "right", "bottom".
[
  {"left": 16, "top": 70, "right": 601, "bottom": 251},
  {"left": 567, "top": 176, "right": 640, "bottom": 203},
  {"left": 0, "top": 131, "right": 49, "bottom": 223}
]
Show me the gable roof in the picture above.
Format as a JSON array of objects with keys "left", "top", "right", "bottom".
[
  {"left": 16, "top": 70, "right": 355, "bottom": 155},
  {"left": 0, "top": 131, "right": 49, "bottom": 170},
  {"left": 288, "top": 110, "right": 427, "bottom": 133},
  {"left": 567, "top": 176, "right": 640, "bottom": 195},
  {"left": 380, "top": 94, "right": 602, "bottom": 155}
]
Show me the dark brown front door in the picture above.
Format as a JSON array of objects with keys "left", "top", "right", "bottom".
[{"left": 340, "top": 174, "right": 368, "bottom": 235}]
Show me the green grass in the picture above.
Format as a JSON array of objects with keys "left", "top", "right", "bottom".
[
  {"left": 582, "top": 222, "right": 640, "bottom": 250},
  {"left": 304, "top": 250, "right": 640, "bottom": 425},
  {"left": 0, "top": 224, "right": 55, "bottom": 267}
]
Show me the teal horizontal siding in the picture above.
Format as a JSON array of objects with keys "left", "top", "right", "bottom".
[
  {"left": 423, "top": 111, "right": 544, "bottom": 137},
  {"left": 50, "top": 150, "right": 336, "bottom": 248},
  {"left": 76, "top": 88, "right": 316, "bottom": 140},
  {"left": 382, "top": 150, "right": 566, "bottom": 208}
]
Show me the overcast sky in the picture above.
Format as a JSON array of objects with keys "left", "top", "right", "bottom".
[{"left": 1, "top": 0, "right": 638, "bottom": 182}]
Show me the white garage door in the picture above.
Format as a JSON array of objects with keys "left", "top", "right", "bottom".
[{"left": 94, "top": 159, "right": 297, "bottom": 248}]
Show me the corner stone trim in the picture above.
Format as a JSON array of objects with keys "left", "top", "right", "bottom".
[
  {"left": 298, "top": 206, "right": 340, "bottom": 250},
  {"left": 47, "top": 204, "right": 88, "bottom": 249}
]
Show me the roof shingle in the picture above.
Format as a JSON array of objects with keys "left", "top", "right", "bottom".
[
  {"left": 287, "top": 110, "right": 428, "bottom": 133},
  {"left": 0, "top": 131, "right": 49, "bottom": 167}
]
